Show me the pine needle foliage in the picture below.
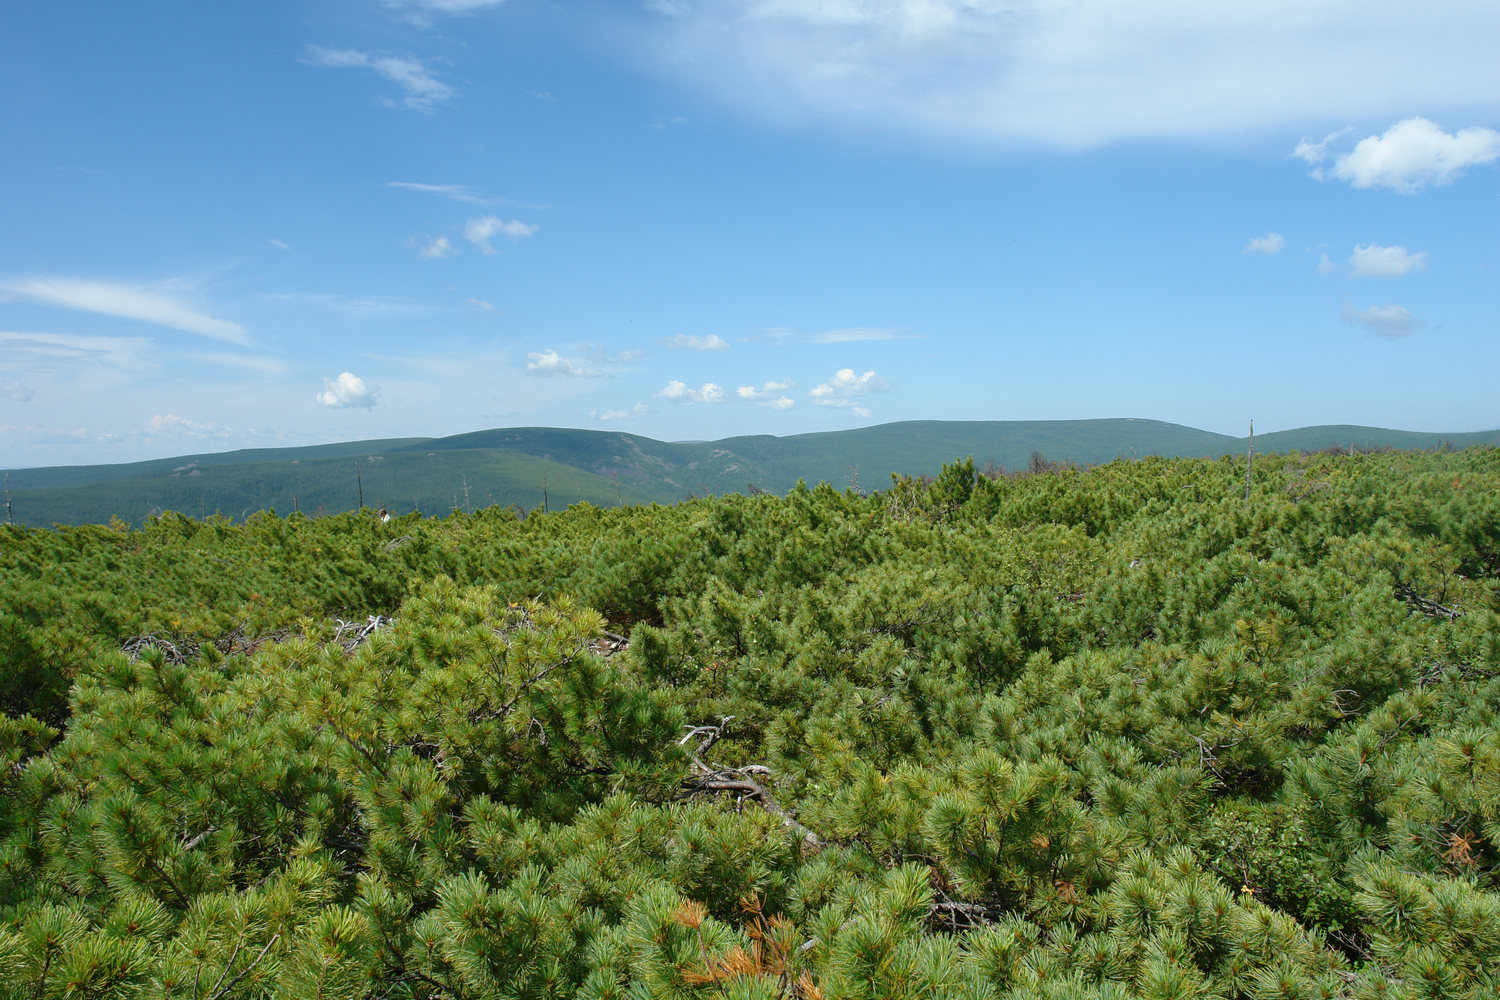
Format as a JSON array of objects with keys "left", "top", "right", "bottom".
[{"left": 1, "top": 447, "right": 1499, "bottom": 996}]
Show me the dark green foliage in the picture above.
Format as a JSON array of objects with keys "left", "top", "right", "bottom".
[{"left": 2, "top": 447, "right": 1499, "bottom": 996}]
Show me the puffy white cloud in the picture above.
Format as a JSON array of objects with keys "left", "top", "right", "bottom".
[
  {"left": 1341, "top": 302, "right": 1416, "bottom": 339},
  {"left": 1316, "top": 253, "right": 1338, "bottom": 275},
  {"left": 0, "top": 277, "right": 248, "bottom": 344},
  {"left": 316, "top": 372, "right": 379, "bottom": 408},
  {"left": 1298, "top": 118, "right": 1500, "bottom": 192},
  {"left": 305, "top": 47, "right": 454, "bottom": 111},
  {"left": 464, "top": 215, "right": 538, "bottom": 253},
  {"left": 416, "top": 235, "right": 458, "bottom": 259},
  {"left": 737, "top": 381, "right": 795, "bottom": 408},
  {"left": 655, "top": 380, "right": 726, "bottom": 403},
  {"left": 387, "top": 182, "right": 498, "bottom": 205},
  {"left": 525, "top": 350, "right": 605, "bottom": 378},
  {"left": 1348, "top": 243, "right": 1428, "bottom": 278},
  {"left": 1242, "top": 232, "right": 1285, "bottom": 255},
  {"left": 629, "top": 2, "right": 1500, "bottom": 149},
  {"left": 664, "top": 333, "right": 730, "bottom": 350},
  {"left": 809, "top": 368, "right": 887, "bottom": 417}
]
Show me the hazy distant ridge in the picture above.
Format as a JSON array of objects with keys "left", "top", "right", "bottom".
[{"left": 6, "top": 419, "right": 1496, "bottom": 528}]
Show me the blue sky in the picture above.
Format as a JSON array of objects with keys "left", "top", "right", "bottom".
[{"left": 2, "top": 0, "right": 1498, "bottom": 467}]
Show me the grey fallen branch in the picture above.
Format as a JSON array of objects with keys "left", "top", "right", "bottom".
[
  {"left": 334, "top": 614, "right": 390, "bottom": 650},
  {"left": 1396, "top": 584, "right": 1462, "bottom": 620},
  {"left": 677, "top": 719, "right": 822, "bottom": 850}
]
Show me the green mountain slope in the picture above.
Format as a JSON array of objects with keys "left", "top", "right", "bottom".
[{"left": 5, "top": 418, "right": 1496, "bottom": 527}]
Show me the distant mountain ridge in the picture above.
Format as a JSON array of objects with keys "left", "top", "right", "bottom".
[{"left": 5, "top": 419, "right": 1496, "bottom": 527}]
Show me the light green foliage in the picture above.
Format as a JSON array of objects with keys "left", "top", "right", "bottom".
[{"left": 1, "top": 448, "right": 1499, "bottom": 997}]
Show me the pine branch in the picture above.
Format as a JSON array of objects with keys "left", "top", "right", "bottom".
[
  {"left": 677, "top": 719, "right": 823, "bottom": 849},
  {"left": 209, "top": 932, "right": 280, "bottom": 1000}
]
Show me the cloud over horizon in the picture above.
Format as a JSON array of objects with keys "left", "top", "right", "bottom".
[{"left": 316, "top": 371, "right": 379, "bottom": 408}]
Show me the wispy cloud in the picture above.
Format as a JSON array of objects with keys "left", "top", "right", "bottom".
[
  {"left": 464, "top": 297, "right": 495, "bottom": 311},
  {"left": 0, "top": 331, "right": 154, "bottom": 373},
  {"left": 592, "top": 403, "right": 649, "bottom": 421},
  {"left": 655, "top": 380, "right": 725, "bottom": 404},
  {"left": 1341, "top": 302, "right": 1416, "bottom": 339},
  {"left": 387, "top": 181, "right": 498, "bottom": 205},
  {"left": 1295, "top": 118, "right": 1500, "bottom": 193},
  {"left": 630, "top": 4, "right": 1500, "bottom": 149},
  {"left": 186, "top": 352, "right": 287, "bottom": 374},
  {"left": 269, "top": 239, "right": 291, "bottom": 251},
  {"left": 415, "top": 235, "right": 458, "bottom": 259},
  {"left": 809, "top": 327, "right": 913, "bottom": 344},
  {"left": 0, "top": 278, "right": 248, "bottom": 344},
  {"left": 316, "top": 371, "right": 379, "bottom": 408},
  {"left": 1242, "top": 233, "right": 1285, "bottom": 255},
  {"left": 526, "top": 349, "right": 604, "bottom": 378},
  {"left": 663, "top": 333, "right": 730, "bottom": 350},
  {"left": 809, "top": 368, "right": 887, "bottom": 418},
  {"left": 305, "top": 46, "right": 453, "bottom": 111},
  {"left": 464, "top": 215, "right": 538, "bottom": 253},
  {"left": 0, "top": 381, "right": 32, "bottom": 401},
  {"left": 1348, "top": 244, "right": 1428, "bottom": 278},
  {"left": 146, "top": 413, "right": 233, "bottom": 441}
]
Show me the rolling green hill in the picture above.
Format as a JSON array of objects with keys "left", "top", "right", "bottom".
[{"left": 4, "top": 418, "right": 1496, "bottom": 527}]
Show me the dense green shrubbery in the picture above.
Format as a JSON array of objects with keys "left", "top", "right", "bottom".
[{"left": 1, "top": 448, "right": 1498, "bottom": 997}]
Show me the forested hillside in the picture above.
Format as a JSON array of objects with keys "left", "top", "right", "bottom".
[
  {"left": 9, "top": 419, "right": 1500, "bottom": 529},
  {"left": 2, "top": 448, "right": 1499, "bottom": 998}
]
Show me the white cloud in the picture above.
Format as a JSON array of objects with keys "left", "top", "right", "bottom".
[
  {"left": 737, "top": 381, "right": 795, "bottom": 408},
  {"left": 464, "top": 215, "right": 538, "bottom": 253},
  {"left": 664, "top": 333, "right": 730, "bottom": 350},
  {"left": 1290, "top": 127, "right": 1354, "bottom": 166},
  {"left": 1348, "top": 243, "right": 1428, "bottom": 278},
  {"left": 387, "top": 181, "right": 498, "bottom": 205},
  {"left": 1300, "top": 118, "right": 1500, "bottom": 192},
  {"left": 1242, "top": 232, "right": 1285, "bottom": 255},
  {"left": 464, "top": 297, "right": 495, "bottom": 310},
  {"left": 316, "top": 371, "right": 379, "bottom": 408},
  {"left": 655, "top": 380, "right": 726, "bottom": 403},
  {"left": 0, "top": 277, "right": 248, "bottom": 344},
  {"left": 416, "top": 235, "right": 458, "bottom": 259},
  {"left": 0, "top": 331, "right": 153, "bottom": 373},
  {"left": 1316, "top": 253, "right": 1338, "bottom": 275},
  {"left": 396, "top": 0, "right": 507, "bottom": 13},
  {"left": 809, "top": 327, "right": 913, "bottom": 343},
  {"left": 1, "top": 381, "right": 33, "bottom": 401},
  {"left": 269, "top": 239, "right": 291, "bottom": 250},
  {"left": 526, "top": 349, "right": 605, "bottom": 378},
  {"left": 809, "top": 368, "right": 887, "bottom": 417},
  {"left": 628, "top": 3, "right": 1500, "bottom": 149},
  {"left": 1341, "top": 302, "right": 1416, "bottom": 339},
  {"left": 592, "top": 403, "right": 649, "bottom": 421},
  {"left": 146, "top": 413, "right": 232, "bottom": 440},
  {"left": 305, "top": 46, "right": 453, "bottom": 111}
]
